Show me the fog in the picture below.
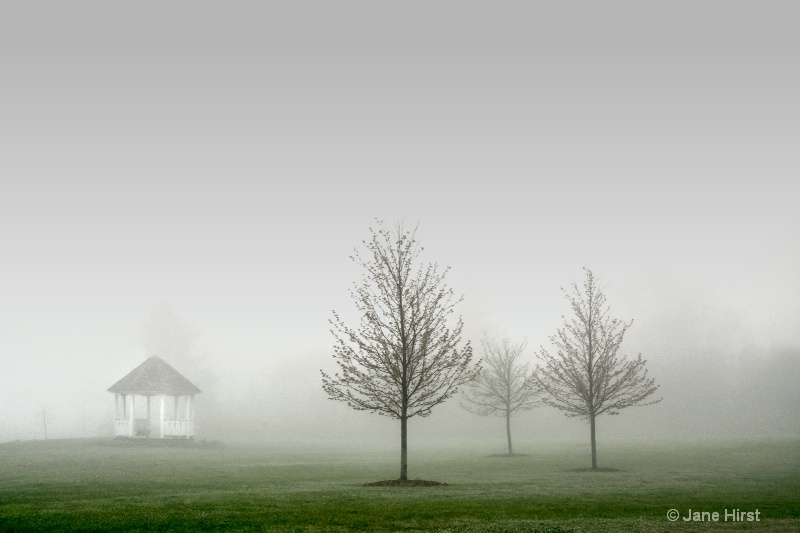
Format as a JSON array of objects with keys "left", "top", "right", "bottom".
[{"left": 1, "top": 2, "right": 798, "bottom": 450}]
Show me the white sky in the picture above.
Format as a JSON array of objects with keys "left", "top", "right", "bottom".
[{"left": 1, "top": 2, "right": 798, "bottom": 443}]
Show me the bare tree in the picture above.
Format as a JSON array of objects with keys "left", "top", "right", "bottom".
[
  {"left": 39, "top": 405, "right": 54, "bottom": 440},
  {"left": 461, "top": 336, "right": 540, "bottom": 455},
  {"left": 321, "top": 220, "right": 478, "bottom": 480},
  {"left": 533, "top": 268, "right": 661, "bottom": 469}
]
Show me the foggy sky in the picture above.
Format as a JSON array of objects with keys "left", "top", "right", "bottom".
[{"left": 1, "top": 2, "right": 798, "bottom": 445}]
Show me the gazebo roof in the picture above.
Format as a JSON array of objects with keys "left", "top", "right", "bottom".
[{"left": 107, "top": 356, "right": 201, "bottom": 395}]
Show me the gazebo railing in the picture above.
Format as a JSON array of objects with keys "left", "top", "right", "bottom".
[
  {"left": 114, "top": 418, "right": 149, "bottom": 438},
  {"left": 163, "top": 419, "right": 194, "bottom": 437},
  {"left": 115, "top": 418, "right": 194, "bottom": 438},
  {"left": 114, "top": 418, "right": 132, "bottom": 437}
]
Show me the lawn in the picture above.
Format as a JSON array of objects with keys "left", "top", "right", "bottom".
[{"left": 0, "top": 437, "right": 798, "bottom": 532}]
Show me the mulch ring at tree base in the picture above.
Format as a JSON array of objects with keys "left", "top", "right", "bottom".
[
  {"left": 567, "top": 467, "right": 623, "bottom": 473},
  {"left": 365, "top": 479, "right": 448, "bottom": 487}
]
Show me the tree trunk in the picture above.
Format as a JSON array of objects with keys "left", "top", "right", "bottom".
[
  {"left": 400, "top": 413, "right": 408, "bottom": 480},
  {"left": 590, "top": 412, "right": 597, "bottom": 469},
  {"left": 506, "top": 411, "right": 512, "bottom": 455}
]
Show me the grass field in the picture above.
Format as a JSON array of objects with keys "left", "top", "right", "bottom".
[{"left": 0, "top": 437, "right": 798, "bottom": 532}]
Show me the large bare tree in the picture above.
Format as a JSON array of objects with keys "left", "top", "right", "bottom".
[
  {"left": 321, "top": 220, "right": 478, "bottom": 480},
  {"left": 533, "top": 268, "right": 661, "bottom": 469},
  {"left": 461, "top": 336, "right": 540, "bottom": 455}
]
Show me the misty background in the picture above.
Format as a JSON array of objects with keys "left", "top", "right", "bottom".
[{"left": 1, "top": 2, "right": 798, "bottom": 449}]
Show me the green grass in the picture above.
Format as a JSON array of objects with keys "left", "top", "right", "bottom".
[{"left": 0, "top": 438, "right": 798, "bottom": 532}]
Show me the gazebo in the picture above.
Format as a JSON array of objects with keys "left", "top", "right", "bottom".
[{"left": 108, "top": 356, "right": 201, "bottom": 439}]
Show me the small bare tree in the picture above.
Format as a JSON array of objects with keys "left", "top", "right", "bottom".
[
  {"left": 321, "top": 220, "right": 478, "bottom": 480},
  {"left": 39, "top": 405, "right": 54, "bottom": 440},
  {"left": 533, "top": 268, "right": 661, "bottom": 469},
  {"left": 461, "top": 336, "right": 540, "bottom": 455}
]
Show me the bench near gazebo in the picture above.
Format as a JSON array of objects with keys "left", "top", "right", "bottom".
[{"left": 108, "top": 356, "right": 201, "bottom": 439}]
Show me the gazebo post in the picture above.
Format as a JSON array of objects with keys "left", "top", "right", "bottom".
[
  {"left": 113, "top": 394, "right": 118, "bottom": 436},
  {"left": 129, "top": 394, "right": 135, "bottom": 438},
  {"left": 159, "top": 395, "right": 165, "bottom": 439},
  {"left": 146, "top": 396, "right": 151, "bottom": 438},
  {"left": 187, "top": 394, "right": 194, "bottom": 437}
]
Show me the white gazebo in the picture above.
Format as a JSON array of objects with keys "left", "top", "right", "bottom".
[{"left": 108, "top": 356, "right": 201, "bottom": 439}]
